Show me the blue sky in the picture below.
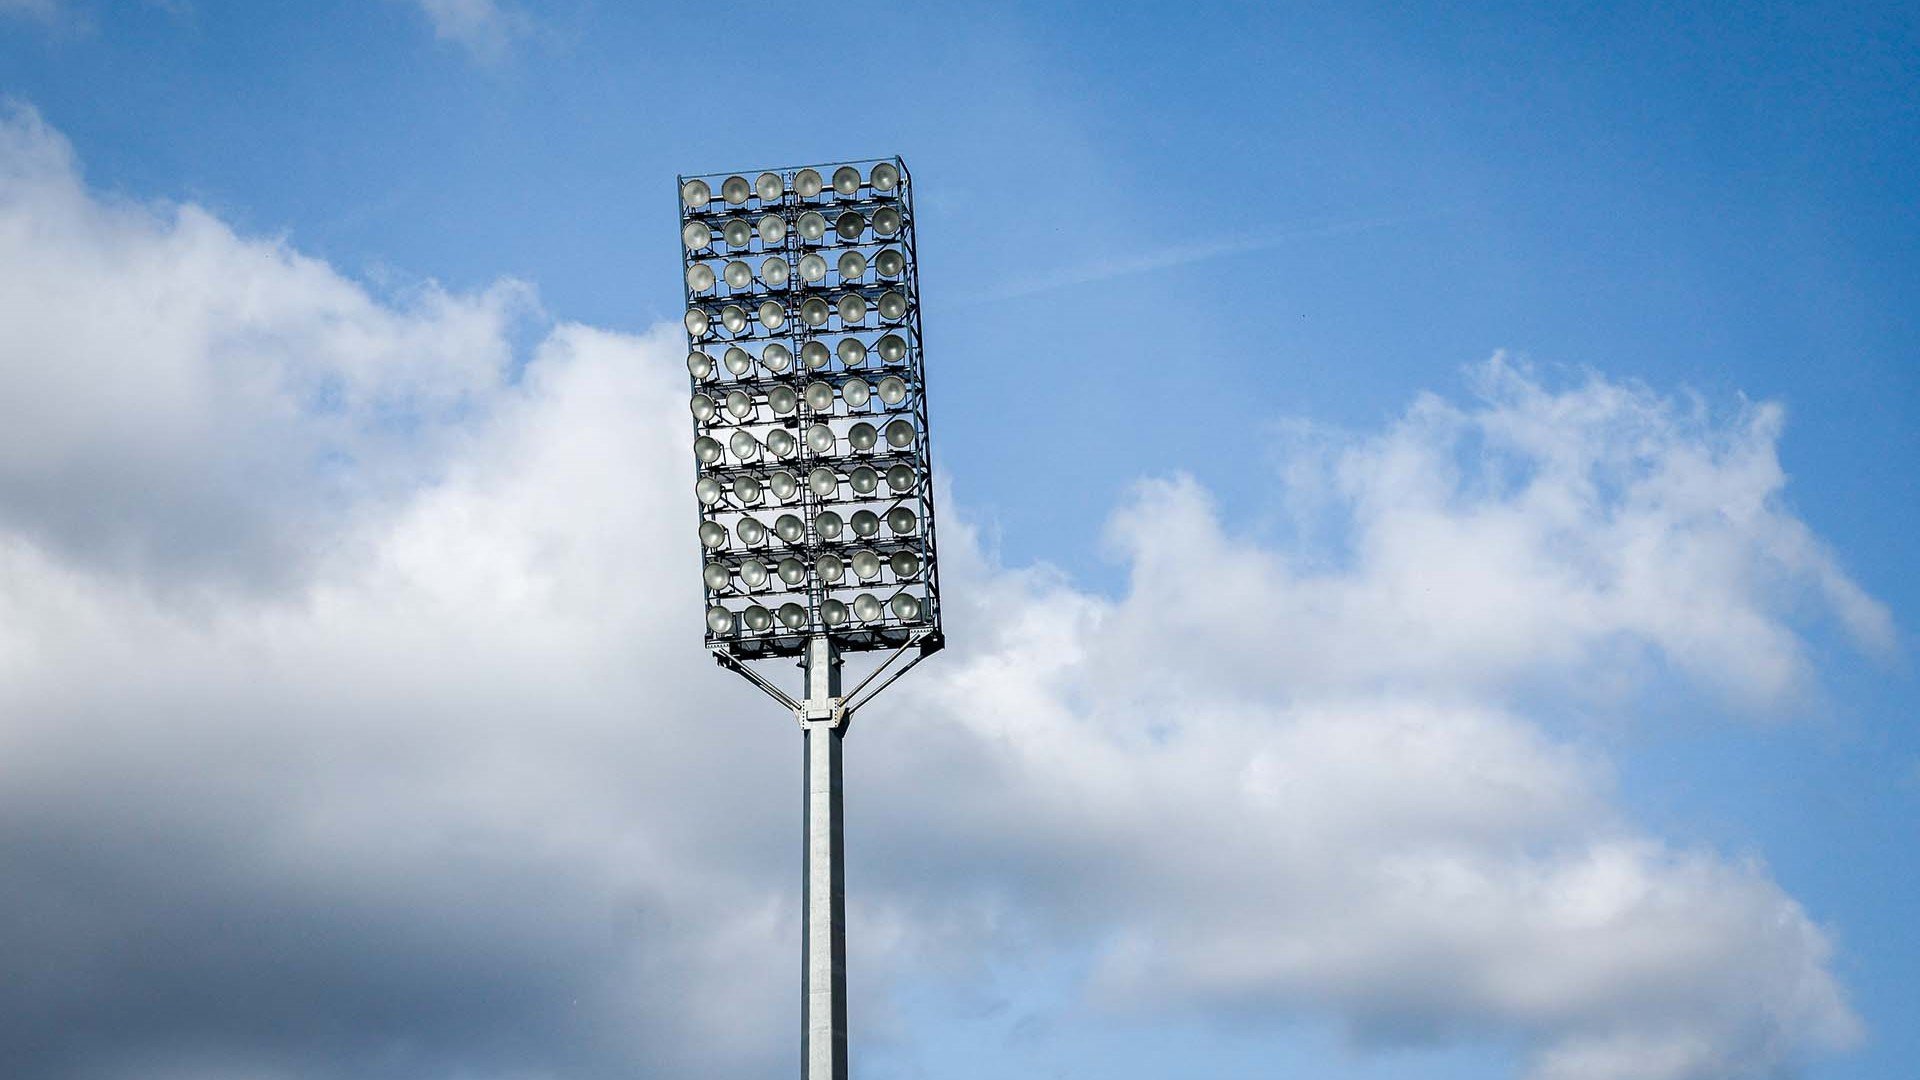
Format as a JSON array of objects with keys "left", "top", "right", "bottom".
[{"left": 0, "top": 3, "right": 1915, "bottom": 1079}]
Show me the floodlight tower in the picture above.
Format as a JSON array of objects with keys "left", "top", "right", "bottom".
[{"left": 676, "top": 158, "right": 943, "bottom": 1080}]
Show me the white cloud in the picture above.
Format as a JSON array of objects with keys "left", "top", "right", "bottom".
[
  {"left": 409, "top": 0, "right": 534, "bottom": 64},
  {"left": 0, "top": 105, "right": 1888, "bottom": 1080}
]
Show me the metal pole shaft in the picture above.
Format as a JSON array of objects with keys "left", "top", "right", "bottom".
[{"left": 801, "top": 634, "right": 847, "bottom": 1080}]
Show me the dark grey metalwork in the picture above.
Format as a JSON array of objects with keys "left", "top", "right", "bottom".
[{"left": 678, "top": 157, "right": 942, "bottom": 661}]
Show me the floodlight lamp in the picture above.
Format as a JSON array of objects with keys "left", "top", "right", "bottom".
[
  {"left": 724, "top": 347, "right": 752, "bottom": 375},
  {"left": 876, "top": 334, "right": 907, "bottom": 362},
  {"left": 699, "top": 520, "right": 728, "bottom": 548},
  {"left": 755, "top": 171, "right": 784, "bottom": 201},
  {"left": 832, "top": 165, "right": 861, "bottom": 195},
  {"left": 757, "top": 214, "right": 786, "bottom": 245},
  {"left": 721, "top": 304, "right": 748, "bottom": 334},
  {"left": 886, "top": 463, "right": 915, "bottom": 492},
  {"left": 769, "top": 469, "right": 798, "bottom": 500},
  {"left": 687, "top": 263, "right": 716, "bottom": 292},
  {"left": 821, "top": 598, "right": 848, "bottom": 626},
  {"left": 725, "top": 260, "right": 753, "bottom": 289},
  {"left": 778, "top": 557, "right": 806, "bottom": 585},
  {"left": 887, "top": 506, "right": 918, "bottom": 534},
  {"left": 729, "top": 430, "right": 761, "bottom": 461},
  {"left": 801, "top": 297, "right": 831, "bottom": 327},
  {"left": 706, "top": 604, "right": 735, "bottom": 634},
  {"left": 762, "top": 343, "right": 792, "bottom": 372},
  {"left": 794, "top": 168, "right": 824, "bottom": 198},
  {"left": 851, "top": 549, "right": 882, "bottom": 579},
  {"left": 694, "top": 436, "right": 723, "bottom": 463},
  {"left": 744, "top": 604, "right": 773, "bottom": 631},
  {"left": 806, "top": 423, "right": 836, "bottom": 454},
  {"left": 838, "top": 251, "right": 867, "bottom": 279},
  {"left": 872, "top": 207, "right": 902, "bottom": 237},
  {"left": 889, "top": 550, "right": 921, "bottom": 577},
  {"left": 847, "top": 422, "right": 878, "bottom": 450},
  {"left": 682, "top": 179, "right": 712, "bottom": 209},
  {"left": 683, "top": 221, "right": 712, "bottom": 250},
  {"left": 703, "top": 562, "right": 731, "bottom": 591},
  {"left": 816, "top": 553, "right": 845, "bottom": 583},
  {"left": 737, "top": 516, "right": 767, "bottom": 545},
  {"left": 688, "top": 351, "right": 714, "bottom": 379},
  {"left": 769, "top": 385, "right": 798, "bottom": 414},
  {"left": 723, "top": 218, "right": 752, "bottom": 247},
  {"left": 739, "top": 558, "right": 769, "bottom": 589},
  {"left": 684, "top": 308, "right": 709, "bottom": 336},
  {"left": 765, "top": 429, "right": 797, "bottom": 458},
  {"left": 722, "top": 176, "right": 751, "bottom": 205},
  {"left": 815, "top": 510, "right": 844, "bottom": 539},
  {"left": 884, "top": 419, "right": 915, "bottom": 449},
  {"left": 869, "top": 162, "right": 899, "bottom": 193},
  {"left": 779, "top": 603, "right": 808, "bottom": 630},
  {"left": 758, "top": 300, "right": 786, "bottom": 330},
  {"left": 850, "top": 509, "right": 881, "bottom": 537},
  {"left": 835, "top": 211, "right": 865, "bottom": 241},
  {"left": 690, "top": 393, "right": 716, "bottom": 421},
  {"left": 852, "top": 592, "right": 882, "bottom": 621},
  {"left": 891, "top": 593, "right": 922, "bottom": 620},
  {"left": 695, "top": 477, "right": 722, "bottom": 504},
  {"left": 875, "top": 249, "right": 905, "bottom": 277},
  {"left": 804, "top": 381, "right": 835, "bottom": 411},
  {"left": 808, "top": 466, "right": 838, "bottom": 498},
  {"left": 876, "top": 376, "right": 908, "bottom": 405},
  {"left": 837, "top": 339, "right": 868, "bottom": 367},
  {"left": 734, "top": 475, "right": 763, "bottom": 503},
  {"left": 878, "top": 291, "right": 907, "bottom": 321},
  {"left": 848, "top": 465, "right": 878, "bottom": 494},
  {"left": 761, "top": 256, "right": 790, "bottom": 286},
  {"left": 801, "top": 341, "right": 831, "bottom": 369},
  {"left": 842, "top": 378, "right": 871, "bottom": 408},
  {"left": 775, "top": 514, "right": 805, "bottom": 543},
  {"left": 798, "top": 211, "right": 827, "bottom": 241},
  {"left": 725, "top": 389, "right": 753, "bottom": 419},
  {"left": 838, "top": 294, "right": 867, "bottom": 323},
  {"left": 799, "top": 254, "right": 828, "bottom": 282}
]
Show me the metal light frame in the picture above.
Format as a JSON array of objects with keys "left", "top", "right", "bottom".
[{"left": 679, "top": 157, "right": 943, "bottom": 663}]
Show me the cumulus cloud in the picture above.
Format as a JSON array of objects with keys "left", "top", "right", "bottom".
[{"left": 0, "top": 104, "right": 1887, "bottom": 1080}]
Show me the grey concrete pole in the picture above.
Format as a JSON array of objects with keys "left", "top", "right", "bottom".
[{"left": 801, "top": 634, "right": 847, "bottom": 1080}]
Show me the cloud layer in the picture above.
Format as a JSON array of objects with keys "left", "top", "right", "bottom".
[{"left": 0, "top": 105, "right": 1886, "bottom": 1079}]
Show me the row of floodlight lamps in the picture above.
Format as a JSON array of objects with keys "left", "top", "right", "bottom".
[
  {"left": 688, "top": 333, "right": 910, "bottom": 380},
  {"left": 686, "top": 290, "right": 910, "bottom": 338},
  {"left": 699, "top": 504, "right": 922, "bottom": 552},
  {"left": 682, "top": 162, "right": 903, "bottom": 212},
  {"left": 681, "top": 207, "right": 905, "bottom": 255},
  {"left": 694, "top": 417, "right": 918, "bottom": 465},
  {"left": 697, "top": 461, "right": 920, "bottom": 509},
  {"left": 694, "top": 375, "right": 912, "bottom": 424},
  {"left": 706, "top": 589, "right": 928, "bottom": 637},
  {"left": 688, "top": 247, "right": 908, "bottom": 294},
  {"left": 707, "top": 548, "right": 924, "bottom": 595}
]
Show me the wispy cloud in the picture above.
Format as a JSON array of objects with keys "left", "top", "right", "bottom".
[
  {"left": 410, "top": 0, "right": 534, "bottom": 64},
  {"left": 956, "top": 211, "right": 1439, "bottom": 306}
]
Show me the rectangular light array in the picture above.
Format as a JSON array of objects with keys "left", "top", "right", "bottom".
[{"left": 680, "top": 158, "right": 941, "bottom": 659}]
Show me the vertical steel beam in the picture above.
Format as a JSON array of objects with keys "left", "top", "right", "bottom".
[{"left": 801, "top": 634, "right": 846, "bottom": 1080}]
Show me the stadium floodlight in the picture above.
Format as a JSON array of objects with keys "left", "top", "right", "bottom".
[{"left": 676, "top": 156, "right": 944, "bottom": 1080}]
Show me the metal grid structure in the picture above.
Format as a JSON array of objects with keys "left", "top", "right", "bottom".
[{"left": 679, "top": 158, "right": 942, "bottom": 661}]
